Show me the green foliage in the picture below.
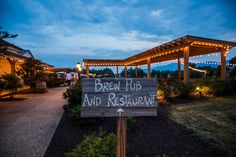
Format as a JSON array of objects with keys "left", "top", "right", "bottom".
[
  {"left": 69, "top": 105, "right": 101, "bottom": 125},
  {"left": 2, "top": 74, "right": 22, "bottom": 90},
  {"left": 0, "top": 27, "right": 18, "bottom": 39},
  {"left": 17, "top": 57, "right": 47, "bottom": 88},
  {"left": 158, "top": 81, "right": 172, "bottom": 99},
  {"left": 152, "top": 70, "right": 178, "bottom": 79},
  {"left": 173, "top": 81, "right": 195, "bottom": 98},
  {"left": 90, "top": 68, "right": 114, "bottom": 77},
  {"left": 229, "top": 56, "right": 236, "bottom": 64},
  {"left": 229, "top": 67, "right": 236, "bottom": 78},
  {"left": 126, "top": 117, "right": 136, "bottom": 132},
  {"left": 63, "top": 81, "right": 82, "bottom": 105},
  {"left": 208, "top": 79, "right": 236, "bottom": 96},
  {"left": 120, "top": 67, "right": 146, "bottom": 77},
  {"left": 46, "top": 73, "right": 65, "bottom": 88},
  {"left": 65, "top": 130, "right": 116, "bottom": 157},
  {"left": 1, "top": 74, "right": 23, "bottom": 98},
  {"left": 0, "top": 78, "right": 4, "bottom": 90}
]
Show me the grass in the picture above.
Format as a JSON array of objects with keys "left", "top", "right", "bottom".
[{"left": 169, "top": 95, "right": 236, "bottom": 157}]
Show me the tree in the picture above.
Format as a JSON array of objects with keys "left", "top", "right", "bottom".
[
  {"left": 0, "top": 27, "right": 18, "bottom": 39},
  {"left": 90, "top": 68, "right": 115, "bottom": 77},
  {"left": 0, "top": 27, "right": 18, "bottom": 55},
  {"left": 17, "top": 57, "right": 47, "bottom": 89},
  {"left": 120, "top": 67, "right": 146, "bottom": 77},
  {"left": 229, "top": 56, "right": 236, "bottom": 78},
  {"left": 2, "top": 74, "right": 23, "bottom": 99},
  {"left": 229, "top": 56, "right": 236, "bottom": 64}
]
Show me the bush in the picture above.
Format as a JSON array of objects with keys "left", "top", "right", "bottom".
[
  {"left": 46, "top": 73, "right": 65, "bottom": 88},
  {"left": 65, "top": 130, "right": 116, "bottom": 157},
  {"left": 159, "top": 80, "right": 195, "bottom": 99},
  {"left": 69, "top": 105, "right": 101, "bottom": 125},
  {"left": 158, "top": 81, "right": 172, "bottom": 99},
  {"left": 63, "top": 81, "right": 82, "bottom": 106},
  {"left": 172, "top": 81, "right": 195, "bottom": 98},
  {"left": 2, "top": 74, "right": 23, "bottom": 98},
  {"left": 126, "top": 117, "right": 136, "bottom": 132},
  {"left": 0, "top": 78, "right": 4, "bottom": 97},
  {"left": 209, "top": 79, "right": 236, "bottom": 96},
  {"left": 17, "top": 57, "right": 47, "bottom": 89}
]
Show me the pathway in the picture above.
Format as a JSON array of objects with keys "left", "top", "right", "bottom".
[{"left": 0, "top": 87, "right": 66, "bottom": 157}]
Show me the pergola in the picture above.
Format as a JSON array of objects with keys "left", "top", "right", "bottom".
[{"left": 83, "top": 35, "right": 236, "bottom": 83}]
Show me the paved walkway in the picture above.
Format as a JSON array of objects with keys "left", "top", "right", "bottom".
[{"left": 0, "top": 87, "right": 66, "bottom": 157}]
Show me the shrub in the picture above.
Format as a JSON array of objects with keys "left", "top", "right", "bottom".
[
  {"left": 158, "top": 81, "right": 172, "bottom": 99},
  {"left": 208, "top": 79, "right": 236, "bottom": 96},
  {"left": 65, "top": 130, "right": 116, "bottom": 157},
  {"left": 17, "top": 57, "right": 47, "bottom": 89},
  {"left": 69, "top": 105, "right": 101, "bottom": 125},
  {"left": 126, "top": 117, "right": 136, "bottom": 132},
  {"left": 2, "top": 74, "right": 23, "bottom": 98},
  {"left": 0, "top": 78, "right": 4, "bottom": 97},
  {"left": 173, "top": 81, "right": 195, "bottom": 98},
  {"left": 46, "top": 73, "right": 65, "bottom": 88},
  {"left": 63, "top": 81, "right": 82, "bottom": 106}
]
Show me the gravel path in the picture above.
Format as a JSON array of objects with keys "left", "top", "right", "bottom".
[{"left": 0, "top": 87, "right": 66, "bottom": 157}]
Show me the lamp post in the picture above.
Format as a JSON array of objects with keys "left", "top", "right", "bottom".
[{"left": 76, "top": 62, "right": 82, "bottom": 80}]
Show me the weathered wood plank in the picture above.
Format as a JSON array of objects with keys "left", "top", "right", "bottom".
[
  {"left": 81, "top": 107, "right": 157, "bottom": 117},
  {"left": 81, "top": 78, "right": 158, "bottom": 117},
  {"left": 82, "top": 78, "right": 157, "bottom": 93},
  {"left": 82, "top": 92, "right": 157, "bottom": 108}
]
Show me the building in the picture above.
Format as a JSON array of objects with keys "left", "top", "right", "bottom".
[{"left": 0, "top": 39, "right": 53, "bottom": 76}]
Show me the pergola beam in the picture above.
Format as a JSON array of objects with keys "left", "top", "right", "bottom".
[{"left": 83, "top": 35, "right": 236, "bottom": 81}]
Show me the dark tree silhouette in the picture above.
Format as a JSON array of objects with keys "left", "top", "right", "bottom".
[
  {"left": 229, "top": 56, "right": 236, "bottom": 64},
  {"left": 17, "top": 58, "right": 47, "bottom": 89},
  {"left": 0, "top": 27, "right": 18, "bottom": 39}
]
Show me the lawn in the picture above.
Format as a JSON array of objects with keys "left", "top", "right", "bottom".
[{"left": 169, "top": 96, "right": 236, "bottom": 157}]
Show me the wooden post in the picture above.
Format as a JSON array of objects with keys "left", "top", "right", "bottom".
[
  {"left": 147, "top": 58, "right": 151, "bottom": 78},
  {"left": 221, "top": 48, "right": 227, "bottom": 80},
  {"left": 178, "top": 58, "right": 181, "bottom": 80},
  {"left": 7, "top": 58, "right": 16, "bottom": 75},
  {"left": 124, "top": 66, "right": 127, "bottom": 78},
  {"left": 86, "top": 65, "right": 89, "bottom": 78},
  {"left": 184, "top": 47, "right": 189, "bottom": 83},
  {"left": 135, "top": 65, "right": 138, "bottom": 78},
  {"left": 116, "top": 66, "right": 119, "bottom": 78},
  {"left": 116, "top": 116, "right": 126, "bottom": 157}
]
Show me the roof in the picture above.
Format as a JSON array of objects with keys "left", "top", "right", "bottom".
[
  {"left": 22, "top": 50, "right": 34, "bottom": 58},
  {"left": 1, "top": 39, "right": 54, "bottom": 67},
  {"left": 40, "top": 61, "right": 54, "bottom": 68},
  {"left": 83, "top": 35, "right": 236, "bottom": 66}
]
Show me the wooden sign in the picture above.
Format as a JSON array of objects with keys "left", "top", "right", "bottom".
[{"left": 81, "top": 78, "right": 157, "bottom": 117}]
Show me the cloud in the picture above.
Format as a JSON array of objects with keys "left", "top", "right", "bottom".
[
  {"left": 150, "top": 9, "right": 164, "bottom": 17},
  {"left": 3, "top": 0, "right": 236, "bottom": 68}
]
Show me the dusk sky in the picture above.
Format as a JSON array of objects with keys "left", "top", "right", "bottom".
[{"left": 1, "top": 0, "right": 236, "bottom": 68}]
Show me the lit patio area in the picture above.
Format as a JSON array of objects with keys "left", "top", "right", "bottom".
[{"left": 83, "top": 35, "right": 236, "bottom": 82}]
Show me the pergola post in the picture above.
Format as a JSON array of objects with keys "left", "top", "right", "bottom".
[
  {"left": 178, "top": 58, "right": 181, "bottom": 80},
  {"left": 184, "top": 46, "right": 189, "bottom": 83},
  {"left": 147, "top": 58, "right": 151, "bottom": 78},
  {"left": 7, "top": 58, "right": 17, "bottom": 75},
  {"left": 221, "top": 48, "right": 227, "bottom": 80},
  {"left": 116, "top": 66, "right": 119, "bottom": 78},
  {"left": 124, "top": 66, "right": 127, "bottom": 78},
  {"left": 86, "top": 65, "right": 89, "bottom": 78},
  {"left": 135, "top": 65, "right": 138, "bottom": 78}
]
